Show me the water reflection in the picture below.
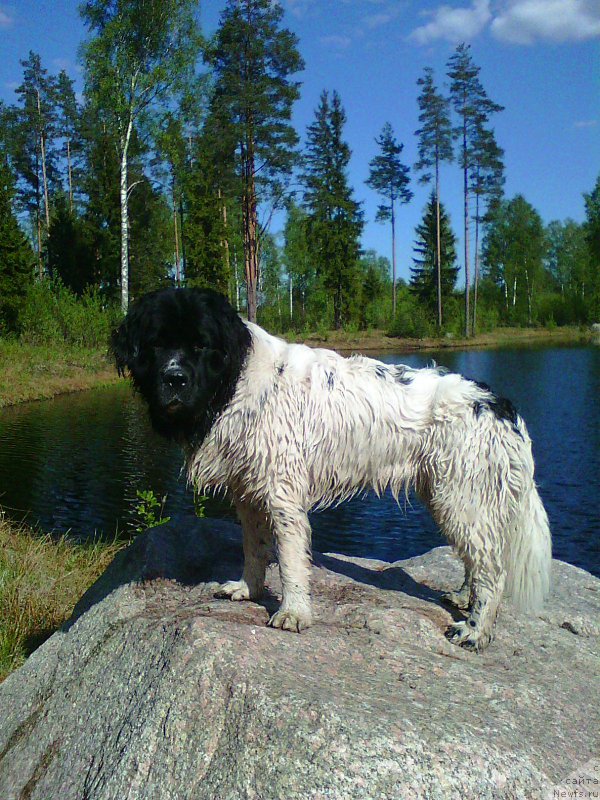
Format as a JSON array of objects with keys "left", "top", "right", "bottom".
[{"left": 0, "top": 344, "right": 598, "bottom": 575}]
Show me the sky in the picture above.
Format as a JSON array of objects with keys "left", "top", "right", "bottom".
[{"left": 0, "top": 0, "right": 598, "bottom": 283}]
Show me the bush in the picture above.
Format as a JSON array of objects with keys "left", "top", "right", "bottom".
[
  {"left": 387, "top": 291, "right": 433, "bottom": 339},
  {"left": 19, "top": 279, "right": 120, "bottom": 349}
]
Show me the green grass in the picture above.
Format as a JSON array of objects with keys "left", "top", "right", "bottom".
[
  {"left": 0, "top": 514, "right": 125, "bottom": 681},
  {"left": 0, "top": 339, "right": 119, "bottom": 408}
]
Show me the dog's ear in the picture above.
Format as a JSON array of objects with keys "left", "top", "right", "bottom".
[{"left": 111, "top": 305, "right": 144, "bottom": 376}]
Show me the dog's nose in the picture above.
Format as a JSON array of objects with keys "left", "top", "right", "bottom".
[{"left": 163, "top": 367, "right": 188, "bottom": 389}]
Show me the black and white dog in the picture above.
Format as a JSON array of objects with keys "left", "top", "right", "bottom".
[{"left": 112, "top": 287, "right": 551, "bottom": 651}]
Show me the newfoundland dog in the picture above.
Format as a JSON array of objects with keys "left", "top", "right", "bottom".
[{"left": 112, "top": 287, "right": 551, "bottom": 651}]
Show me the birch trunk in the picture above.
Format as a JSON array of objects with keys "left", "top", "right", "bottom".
[
  {"left": 463, "top": 122, "right": 471, "bottom": 337},
  {"left": 391, "top": 200, "right": 397, "bottom": 317},
  {"left": 120, "top": 108, "right": 134, "bottom": 313}
]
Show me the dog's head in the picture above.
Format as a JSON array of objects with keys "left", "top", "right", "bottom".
[{"left": 111, "top": 288, "right": 252, "bottom": 442}]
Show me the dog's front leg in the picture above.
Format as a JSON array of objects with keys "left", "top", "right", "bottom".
[
  {"left": 216, "top": 501, "right": 271, "bottom": 601},
  {"left": 267, "top": 498, "right": 313, "bottom": 633}
]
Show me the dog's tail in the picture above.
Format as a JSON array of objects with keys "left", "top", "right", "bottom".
[{"left": 504, "top": 481, "right": 552, "bottom": 612}]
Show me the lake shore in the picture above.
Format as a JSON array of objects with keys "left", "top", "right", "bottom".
[{"left": 0, "top": 326, "right": 592, "bottom": 408}]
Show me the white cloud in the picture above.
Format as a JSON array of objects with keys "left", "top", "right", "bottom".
[
  {"left": 0, "top": 7, "right": 14, "bottom": 27},
  {"left": 284, "top": 0, "right": 317, "bottom": 19},
  {"left": 409, "top": 0, "right": 491, "bottom": 45},
  {"left": 363, "top": 7, "right": 403, "bottom": 29},
  {"left": 320, "top": 34, "right": 353, "bottom": 48},
  {"left": 574, "top": 119, "right": 597, "bottom": 129},
  {"left": 491, "top": 0, "right": 600, "bottom": 43}
]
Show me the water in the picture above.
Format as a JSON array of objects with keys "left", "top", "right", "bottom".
[{"left": 0, "top": 344, "right": 598, "bottom": 576}]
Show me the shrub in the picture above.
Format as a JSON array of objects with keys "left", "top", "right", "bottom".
[{"left": 19, "top": 279, "right": 120, "bottom": 349}]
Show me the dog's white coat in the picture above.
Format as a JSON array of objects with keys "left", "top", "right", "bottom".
[{"left": 188, "top": 322, "right": 551, "bottom": 648}]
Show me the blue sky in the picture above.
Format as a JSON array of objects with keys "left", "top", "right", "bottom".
[{"left": 1, "top": 0, "right": 598, "bottom": 283}]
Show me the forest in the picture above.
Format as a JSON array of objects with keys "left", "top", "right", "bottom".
[{"left": 0, "top": 0, "right": 599, "bottom": 345}]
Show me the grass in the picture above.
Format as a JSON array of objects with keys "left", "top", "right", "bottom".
[
  {"left": 0, "top": 339, "right": 119, "bottom": 408},
  {"left": 294, "top": 324, "right": 593, "bottom": 353},
  {"left": 0, "top": 514, "right": 125, "bottom": 682}
]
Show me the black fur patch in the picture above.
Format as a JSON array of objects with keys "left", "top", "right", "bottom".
[
  {"left": 111, "top": 287, "right": 252, "bottom": 446},
  {"left": 394, "top": 366, "right": 413, "bottom": 386},
  {"left": 375, "top": 365, "right": 388, "bottom": 379},
  {"left": 327, "top": 371, "right": 335, "bottom": 390},
  {"left": 472, "top": 380, "right": 522, "bottom": 437}
]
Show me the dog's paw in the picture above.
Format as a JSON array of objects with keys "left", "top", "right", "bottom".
[
  {"left": 441, "top": 589, "right": 471, "bottom": 611},
  {"left": 268, "top": 608, "right": 312, "bottom": 633},
  {"left": 215, "top": 579, "right": 255, "bottom": 602},
  {"left": 445, "top": 620, "right": 492, "bottom": 652}
]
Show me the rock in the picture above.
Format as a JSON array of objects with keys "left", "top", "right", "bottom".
[{"left": 0, "top": 518, "right": 598, "bottom": 800}]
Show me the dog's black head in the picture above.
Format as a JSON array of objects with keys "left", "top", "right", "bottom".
[{"left": 111, "top": 288, "right": 252, "bottom": 443}]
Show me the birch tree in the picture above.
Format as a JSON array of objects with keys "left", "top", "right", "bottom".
[{"left": 80, "top": 0, "right": 201, "bottom": 311}]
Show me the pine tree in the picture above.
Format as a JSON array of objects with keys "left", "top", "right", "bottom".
[
  {"left": 366, "top": 122, "right": 412, "bottom": 317},
  {"left": 414, "top": 67, "right": 453, "bottom": 327},
  {"left": 54, "top": 70, "right": 83, "bottom": 213},
  {"left": 303, "top": 90, "right": 364, "bottom": 329},
  {"left": 447, "top": 43, "right": 503, "bottom": 336},
  {"left": 46, "top": 193, "right": 95, "bottom": 293},
  {"left": 583, "top": 175, "right": 600, "bottom": 320},
  {"left": 410, "top": 192, "right": 458, "bottom": 318},
  {"left": 0, "top": 156, "right": 34, "bottom": 332},
  {"left": 207, "top": 0, "right": 304, "bottom": 322}
]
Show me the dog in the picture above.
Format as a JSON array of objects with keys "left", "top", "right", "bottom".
[{"left": 112, "top": 287, "right": 552, "bottom": 651}]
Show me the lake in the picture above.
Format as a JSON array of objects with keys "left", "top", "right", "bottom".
[{"left": 0, "top": 343, "right": 598, "bottom": 576}]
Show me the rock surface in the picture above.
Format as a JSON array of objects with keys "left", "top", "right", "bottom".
[{"left": 0, "top": 518, "right": 598, "bottom": 800}]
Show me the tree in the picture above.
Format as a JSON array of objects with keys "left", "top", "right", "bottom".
[
  {"left": 282, "top": 201, "right": 313, "bottom": 323},
  {"left": 447, "top": 43, "right": 503, "bottom": 336},
  {"left": 470, "top": 121, "right": 504, "bottom": 334},
  {"left": 583, "top": 174, "right": 600, "bottom": 320},
  {"left": 0, "top": 156, "right": 34, "bottom": 332},
  {"left": 6, "top": 52, "right": 59, "bottom": 276},
  {"left": 482, "top": 195, "right": 546, "bottom": 324},
  {"left": 80, "top": 0, "right": 201, "bottom": 311},
  {"left": 206, "top": 0, "right": 304, "bottom": 322},
  {"left": 410, "top": 192, "right": 458, "bottom": 318},
  {"left": 46, "top": 193, "right": 95, "bottom": 294},
  {"left": 303, "top": 90, "right": 364, "bottom": 329},
  {"left": 54, "top": 70, "right": 83, "bottom": 213},
  {"left": 414, "top": 67, "right": 453, "bottom": 327},
  {"left": 366, "top": 122, "right": 412, "bottom": 317}
]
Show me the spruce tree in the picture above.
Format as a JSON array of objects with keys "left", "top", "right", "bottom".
[
  {"left": 410, "top": 191, "right": 458, "bottom": 318},
  {"left": 0, "top": 156, "right": 34, "bottom": 332},
  {"left": 414, "top": 67, "right": 453, "bottom": 327},
  {"left": 207, "top": 0, "right": 304, "bottom": 322},
  {"left": 303, "top": 90, "right": 363, "bottom": 329},
  {"left": 447, "top": 43, "right": 503, "bottom": 336},
  {"left": 366, "top": 122, "right": 412, "bottom": 317}
]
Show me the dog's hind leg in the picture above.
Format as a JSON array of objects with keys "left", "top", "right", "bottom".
[
  {"left": 441, "top": 565, "right": 472, "bottom": 611},
  {"left": 445, "top": 544, "right": 506, "bottom": 651},
  {"left": 267, "top": 497, "right": 313, "bottom": 633},
  {"left": 216, "top": 501, "right": 272, "bottom": 601}
]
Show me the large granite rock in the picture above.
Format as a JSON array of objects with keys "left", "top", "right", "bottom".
[{"left": 0, "top": 519, "right": 598, "bottom": 800}]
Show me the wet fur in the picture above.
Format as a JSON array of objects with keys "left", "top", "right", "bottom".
[{"left": 113, "top": 287, "right": 552, "bottom": 651}]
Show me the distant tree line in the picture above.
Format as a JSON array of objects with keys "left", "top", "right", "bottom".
[{"left": 0, "top": 0, "right": 599, "bottom": 339}]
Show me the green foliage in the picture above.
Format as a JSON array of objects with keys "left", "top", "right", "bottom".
[
  {"left": 46, "top": 194, "right": 96, "bottom": 294},
  {"left": 366, "top": 122, "right": 412, "bottom": 222},
  {"left": 482, "top": 195, "right": 547, "bottom": 325},
  {"left": 0, "top": 157, "right": 35, "bottom": 333},
  {"left": 387, "top": 287, "right": 433, "bottom": 339},
  {"left": 410, "top": 191, "right": 458, "bottom": 316},
  {"left": 128, "top": 489, "right": 170, "bottom": 534},
  {"left": 414, "top": 67, "right": 453, "bottom": 184},
  {"left": 303, "top": 90, "right": 364, "bottom": 329},
  {"left": 19, "top": 278, "right": 120, "bottom": 348}
]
